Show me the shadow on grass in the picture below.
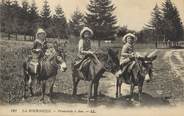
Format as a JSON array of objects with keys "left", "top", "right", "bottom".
[{"left": 48, "top": 92, "right": 170, "bottom": 107}]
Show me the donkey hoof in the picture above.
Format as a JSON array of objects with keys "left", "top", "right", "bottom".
[
  {"left": 87, "top": 99, "right": 91, "bottom": 104},
  {"left": 40, "top": 98, "right": 44, "bottom": 101},
  {"left": 22, "top": 97, "right": 26, "bottom": 101},
  {"left": 48, "top": 98, "right": 54, "bottom": 103},
  {"left": 130, "top": 98, "right": 134, "bottom": 102},
  {"left": 30, "top": 93, "right": 34, "bottom": 97},
  {"left": 135, "top": 102, "right": 141, "bottom": 106},
  {"left": 146, "top": 80, "right": 150, "bottom": 83},
  {"left": 72, "top": 93, "right": 77, "bottom": 96},
  {"left": 40, "top": 99, "right": 46, "bottom": 104},
  {"left": 115, "top": 93, "right": 119, "bottom": 98},
  {"left": 42, "top": 101, "right": 46, "bottom": 104},
  {"left": 128, "top": 98, "right": 134, "bottom": 102}
]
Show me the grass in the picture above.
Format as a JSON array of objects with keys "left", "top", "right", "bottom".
[
  {"left": 0, "top": 40, "right": 31, "bottom": 103},
  {"left": 0, "top": 39, "right": 184, "bottom": 105}
]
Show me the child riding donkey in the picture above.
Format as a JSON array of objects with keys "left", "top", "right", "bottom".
[
  {"left": 26, "top": 28, "right": 55, "bottom": 76},
  {"left": 115, "top": 33, "right": 140, "bottom": 81},
  {"left": 74, "top": 27, "right": 100, "bottom": 80}
]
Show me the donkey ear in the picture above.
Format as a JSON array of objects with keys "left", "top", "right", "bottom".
[
  {"left": 114, "top": 49, "right": 119, "bottom": 55},
  {"left": 149, "top": 55, "right": 157, "bottom": 61},
  {"left": 147, "top": 50, "right": 158, "bottom": 58}
]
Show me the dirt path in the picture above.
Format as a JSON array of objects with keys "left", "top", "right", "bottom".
[
  {"left": 166, "top": 50, "right": 184, "bottom": 80},
  {"left": 161, "top": 49, "right": 184, "bottom": 103},
  {"left": 99, "top": 49, "right": 184, "bottom": 106}
]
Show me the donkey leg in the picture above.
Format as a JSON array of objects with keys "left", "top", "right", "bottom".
[
  {"left": 23, "top": 77, "right": 28, "bottom": 100},
  {"left": 129, "top": 83, "right": 135, "bottom": 101},
  {"left": 138, "top": 85, "right": 143, "bottom": 103},
  {"left": 87, "top": 81, "right": 93, "bottom": 104},
  {"left": 87, "top": 62, "right": 95, "bottom": 104},
  {"left": 72, "top": 76, "right": 80, "bottom": 96},
  {"left": 29, "top": 84, "right": 34, "bottom": 97},
  {"left": 119, "top": 80, "right": 122, "bottom": 97},
  {"left": 49, "top": 84, "right": 54, "bottom": 98},
  {"left": 94, "top": 81, "right": 99, "bottom": 99},
  {"left": 116, "top": 79, "right": 119, "bottom": 98},
  {"left": 40, "top": 80, "right": 46, "bottom": 103},
  {"left": 27, "top": 76, "right": 34, "bottom": 97},
  {"left": 49, "top": 76, "right": 56, "bottom": 98}
]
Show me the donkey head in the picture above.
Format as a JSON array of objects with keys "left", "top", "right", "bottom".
[
  {"left": 106, "top": 48, "right": 119, "bottom": 73},
  {"left": 55, "top": 48, "right": 67, "bottom": 72},
  {"left": 139, "top": 50, "right": 157, "bottom": 82}
]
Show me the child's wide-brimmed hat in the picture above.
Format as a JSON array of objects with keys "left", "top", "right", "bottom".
[
  {"left": 80, "top": 27, "right": 94, "bottom": 39},
  {"left": 36, "top": 28, "right": 46, "bottom": 37},
  {"left": 122, "top": 33, "right": 137, "bottom": 43}
]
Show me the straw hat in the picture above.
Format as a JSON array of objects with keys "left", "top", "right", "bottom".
[
  {"left": 36, "top": 28, "right": 46, "bottom": 37},
  {"left": 80, "top": 27, "right": 94, "bottom": 39},
  {"left": 122, "top": 33, "right": 137, "bottom": 43}
]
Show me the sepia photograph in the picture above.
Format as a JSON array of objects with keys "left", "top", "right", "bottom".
[{"left": 0, "top": 0, "right": 184, "bottom": 115}]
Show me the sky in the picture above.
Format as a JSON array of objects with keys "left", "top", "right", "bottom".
[{"left": 16, "top": 0, "right": 184, "bottom": 31}]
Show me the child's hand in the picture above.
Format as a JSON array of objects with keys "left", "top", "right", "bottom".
[
  {"left": 130, "top": 53, "right": 135, "bottom": 58},
  {"left": 88, "top": 51, "right": 94, "bottom": 54}
]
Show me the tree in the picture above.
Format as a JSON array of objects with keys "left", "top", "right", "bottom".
[
  {"left": 172, "top": 6, "right": 184, "bottom": 42},
  {"left": 162, "top": 0, "right": 184, "bottom": 44},
  {"left": 28, "top": 0, "right": 40, "bottom": 39},
  {"left": 69, "top": 8, "right": 85, "bottom": 37},
  {"left": 19, "top": 0, "right": 30, "bottom": 40},
  {"left": 0, "top": 1, "right": 7, "bottom": 32},
  {"left": 2, "top": 0, "right": 13, "bottom": 39},
  {"left": 40, "top": 0, "right": 51, "bottom": 30},
  {"left": 137, "top": 28, "right": 155, "bottom": 43},
  {"left": 116, "top": 25, "right": 128, "bottom": 38},
  {"left": 1, "top": 0, "right": 23, "bottom": 40},
  {"left": 52, "top": 5, "right": 68, "bottom": 39},
  {"left": 0, "top": 2, "right": 4, "bottom": 32},
  {"left": 11, "top": 0, "right": 21, "bottom": 40},
  {"left": 145, "top": 4, "right": 163, "bottom": 48},
  {"left": 85, "top": 0, "right": 117, "bottom": 40}
]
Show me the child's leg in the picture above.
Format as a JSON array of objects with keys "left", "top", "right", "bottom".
[
  {"left": 115, "top": 70, "right": 122, "bottom": 77},
  {"left": 115, "top": 64, "right": 123, "bottom": 78}
]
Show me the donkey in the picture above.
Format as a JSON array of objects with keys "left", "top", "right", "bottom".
[
  {"left": 23, "top": 47, "right": 67, "bottom": 102},
  {"left": 71, "top": 48, "right": 119, "bottom": 103},
  {"left": 116, "top": 51, "right": 157, "bottom": 103}
]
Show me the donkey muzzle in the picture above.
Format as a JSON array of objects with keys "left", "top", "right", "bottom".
[
  {"left": 60, "top": 62, "right": 67, "bottom": 72},
  {"left": 30, "top": 61, "right": 39, "bottom": 74}
]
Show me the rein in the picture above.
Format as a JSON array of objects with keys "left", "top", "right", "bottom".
[
  {"left": 135, "top": 58, "right": 148, "bottom": 77},
  {"left": 50, "top": 56, "right": 59, "bottom": 69}
]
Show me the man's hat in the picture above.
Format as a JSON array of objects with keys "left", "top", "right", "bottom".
[
  {"left": 80, "top": 27, "right": 94, "bottom": 38},
  {"left": 122, "top": 33, "right": 137, "bottom": 43}
]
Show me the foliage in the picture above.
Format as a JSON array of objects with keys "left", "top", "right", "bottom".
[
  {"left": 52, "top": 5, "right": 68, "bottom": 39},
  {"left": 143, "top": 0, "right": 184, "bottom": 44},
  {"left": 40, "top": 0, "right": 51, "bottom": 30},
  {"left": 69, "top": 8, "right": 85, "bottom": 37},
  {"left": 85, "top": 0, "right": 118, "bottom": 40}
]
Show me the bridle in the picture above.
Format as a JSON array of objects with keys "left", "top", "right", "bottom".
[
  {"left": 50, "top": 50, "right": 66, "bottom": 70},
  {"left": 136, "top": 58, "right": 153, "bottom": 77},
  {"left": 106, "top": 50, "right": 119, "bottom": 72}
]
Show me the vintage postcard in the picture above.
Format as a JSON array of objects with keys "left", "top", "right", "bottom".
[{"left": 0, "top": 0, "right": 184, "bottom": 116}]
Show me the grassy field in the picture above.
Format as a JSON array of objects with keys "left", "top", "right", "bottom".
[{"left": 0, "top": 39, "right": 184, "bottom": 107}]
